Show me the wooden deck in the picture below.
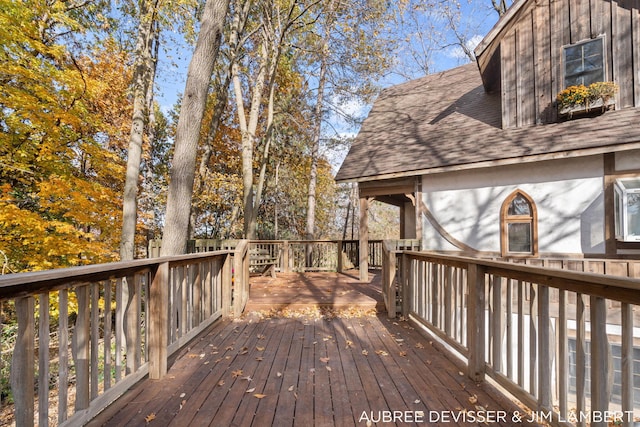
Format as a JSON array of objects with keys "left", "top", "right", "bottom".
[{"left": 89, "top": 271, "right": 539, "bottom": 427}]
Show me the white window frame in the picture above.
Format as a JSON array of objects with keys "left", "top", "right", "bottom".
[{"left": 614, "top": 178, "right": 640, "bottom": 242}]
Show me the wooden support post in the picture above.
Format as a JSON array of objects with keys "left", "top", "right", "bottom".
[
  {"left": 337, "top": 240, "right": 343, "bottom": 273},
  {"left": 467, "top": 263, "right": 486, "bottom": 382},
  {"left": 149, "top": 262, "right": 169, "bottom": 379},
  {"left": 282, "top": 240, "right": 290, "bottom": 273},
  {"left": 359, "top": 197, "right": 369, "bottom": 282},
  {"left": 12, "top": 296, "right": 35, "bottom": 427}
]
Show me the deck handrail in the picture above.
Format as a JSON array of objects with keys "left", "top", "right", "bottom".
[
  {"left": 382, "top": 247, "right": 640, "bottom": 427},
  {"left": 0, "top": 243, "right": 251, "bottom": 427}
]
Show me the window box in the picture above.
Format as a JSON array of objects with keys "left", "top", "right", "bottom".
[
  {"left": 558, "top": 97, "right": 615, "bottom": 118},
  {"left": 556, "top": 81, "right": 618, "bottom": 119}
]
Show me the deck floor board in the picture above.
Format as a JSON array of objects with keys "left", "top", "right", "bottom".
[{"left": 88, "top": 271, "right": 538, "bottom": 427}]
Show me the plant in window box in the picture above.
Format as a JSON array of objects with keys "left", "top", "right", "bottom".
[{"left": 557, "top": 81, "right": 618, "bottom": 118}]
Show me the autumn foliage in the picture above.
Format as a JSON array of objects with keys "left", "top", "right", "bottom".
[{"left": 0, "top": 2, "right": 128, "bottom": 271}]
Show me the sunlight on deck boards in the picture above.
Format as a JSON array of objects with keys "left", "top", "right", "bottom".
[
  {"left": 89, "top": 312, "right": 539, "bottom": 426},
  {"left": 244, "top": 271, "right": 385, "bottom": 313}
]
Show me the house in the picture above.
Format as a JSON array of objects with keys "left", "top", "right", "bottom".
[{"left": 335, "top": 0, "right": 640, "bottom": 278}]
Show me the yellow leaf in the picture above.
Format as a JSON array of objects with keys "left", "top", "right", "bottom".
[
  {"left": 145, "top": 413, "right": 156, "bottom": 423},
  {"left": 253, "top": 393, "right": 267, "bottom": 399}
]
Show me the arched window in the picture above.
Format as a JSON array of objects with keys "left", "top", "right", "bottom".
[{"left": 500, "top": 190, "right": 538, "bottom": 257}]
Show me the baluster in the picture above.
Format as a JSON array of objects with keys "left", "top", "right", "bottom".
[
  {"left": 58, "top": 290, "right": 69, "bottom": 423},
  {"left": 538, "top": 285, "right": 551, "bottom": 410},
  {"left": 38, "top": 293, "right": 49, "bottom": 426},
  {"left": 576, "top": 293, "right": 586, "bottom": 427},
  {"left": 103, "top": 281, "right": 112, "bottom": 391},
  {"left": 621, "top": 302, "right": 633, "bottom": 427},
  {"left": 12, "top": 296, "right": 35, "bottom": 427},
  {"left": 590, "top": 296, "right": 610, "bottom": 427},
  {"left": 90, "top": 283, "right": 99, "bottom": 400},
  {"left": 492, "top": 275, "right": 502, "bottom": 373},
  {"left": 557, "top": 290, "right": 568, "bottom": 420},
  {"left": 506, "top": 278, "right": 513, "bottom": 380},
  {"left": 75, "top": 285, "right": 90, "bottom": 410},
  {"left": 517, "top": 280, "right": 524, "bottom": 387},
  {"left": 529, "top": 283, "right": 538, "bottom": 396}
]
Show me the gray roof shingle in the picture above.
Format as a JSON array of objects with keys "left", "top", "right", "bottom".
[{"left": 335, "top": 63, "right": 640, "bottom": 182}]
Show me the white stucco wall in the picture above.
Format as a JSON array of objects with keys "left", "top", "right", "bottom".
[{"left": 420, "top": 155, "right": 606, "bottom": 255}]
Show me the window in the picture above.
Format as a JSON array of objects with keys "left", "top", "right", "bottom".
[
  {"left": 501, "top": 190, "right": 538, "bottom": 257},
  {"left": 563, "top": 38, "right": 605, "bottom": 87},
  {"left": 614, "top": 178, "right": 640, "bottom": 242}
]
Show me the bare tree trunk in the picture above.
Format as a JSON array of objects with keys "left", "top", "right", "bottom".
[
  {"left": 120, "top": 0, "right": 159, "bottom": 261},
  {"left": 305, "top": 0, "right": 335, "bottom": 243},
  {"left": 160, "top": 0, "right": 230, "bottom": 256}
]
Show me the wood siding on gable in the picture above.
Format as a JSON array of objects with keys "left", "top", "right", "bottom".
[{"left": 500, "top": 0, "right": 640, "bottom": 129}]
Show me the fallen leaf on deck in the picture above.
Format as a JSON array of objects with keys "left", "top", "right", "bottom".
[
  {"left": 375, "top": 350, "right": 388, "bottom": 356},
  {"left": 288, "top": 385, "right": 295, "bottom": 391},
  {"left": 319, "top": 357, "right": 330, "bottom": 363},
  {"left": 255, "top": 357, "right": 263, "bottom": 361},
  {"left": 218, "top": 380, "right": 225, "bottom": 387},
  {"left": 246, "top": 387, "right": 256, "bottom": 393},
  {"left": 277, "top": 372, "right": 282, "bottom": 377},
  {"left": 415, "top": 343, "right": 425, "bottom": 349},
  {"left": 468, "top": 395, "right": 478, "bottom": 404},
  {"left": 399, "top": 351, "right": 407, "bottom": 357},
  {"left": 232, "top": 369, "right": 243, "bottom": 378},
  {"left": 326, "top": 366, "right": 332, "bottom": 371},
  {"left": 362, "top": 350, "right": 368, "bottom": 356},
  {"left": 180, "top": 393, "right": 186, "bottom": 398},
  {"left": 145, "top": 413, "right": 156, "bottom": 423},
  {"left": 345, "top": 340, "right": 354, "bottom": 348},
  {"left": 256, "top": 346, "right": 265, "bottom": 351},
  {"left": 253, "top": 394, "right": 267, "bottom": 399}
]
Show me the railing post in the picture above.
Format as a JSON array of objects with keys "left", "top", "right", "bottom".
[
  {"left": 11, "top": 296, "right": 35, "bottom": 427},
  {"left": 387, "top": 247, "right": 397, "bottom": 319},
  {"left": 467, "top": 263, "right": 486, "bottom": 382},
  {"left": 337, "top": 240, "right": 343, "bottom": 273},
  {"left": 149, "top": 262, "right": 169, "bottom": 379}
]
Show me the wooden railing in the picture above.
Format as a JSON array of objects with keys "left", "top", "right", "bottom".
[
  {"left": 150, "top": 239, "right": 421, "bottom": 273},
  {"left": 0, "top": 242, "right": 250, "bottom": 427},
  {"left": 382, "top": 247, "right": 640, "bottom": 427}
]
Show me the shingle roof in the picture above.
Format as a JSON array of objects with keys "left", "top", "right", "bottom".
[{"left": 335, "top": 63, "right": 640, "bottom": 183}]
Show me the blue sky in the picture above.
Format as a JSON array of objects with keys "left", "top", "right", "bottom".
[{"left": 152, "top": 1, "right": 506, "bottom": 170}]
